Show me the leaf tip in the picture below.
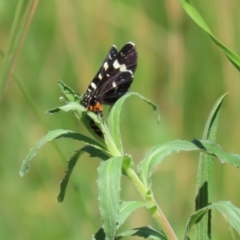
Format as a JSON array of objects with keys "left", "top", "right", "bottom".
[{"left": 19, "top": 165, "right": 28, "bottom": 177}]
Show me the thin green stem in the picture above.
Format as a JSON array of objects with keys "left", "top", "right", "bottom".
[
  {"left": 0, "top": 0, "right": 38, "bottom": 99},
  {"left": 125, "top": 167, "right": 178, "bottom": 240}
]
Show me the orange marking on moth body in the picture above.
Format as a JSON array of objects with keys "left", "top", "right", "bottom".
[
  {"left": 87, "top": 101, "right": 103, "bottom": 114},
  {"left": 87, "top": 102, "right": 104, "bottom": 138}
]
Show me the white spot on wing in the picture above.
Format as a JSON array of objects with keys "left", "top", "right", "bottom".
[
  {"left": 120, "top": 64, "right": 126, "bottom": 72},
  {"left": 103, "top": 62, "right": 108, "bottom": 70},
  {"left": 91, "top": 82, "right": 97, "bottom": 89},
  {"left": 113, "top": 59, "right": 120, "bottom": 69},
  {"left": 112, "top": 82, "right": 117, "bottom": 88},
  {"left": 98, "top": 74, "right": 102, "bottom": 80},
  {"left": 113, "top": 59, "right": 127, "bottom": 72}
]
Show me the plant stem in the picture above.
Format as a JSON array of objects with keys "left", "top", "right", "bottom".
[
  {"left": 125, "top": 167, "right": 178, "bottom": 240},
  {"left": 0, "top": 0, "right": 38, "bottom": 98}
]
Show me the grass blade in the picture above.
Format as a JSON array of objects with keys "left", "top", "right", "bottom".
[
  {"left": 0, "top": 0, "right": 39, "bottom": 97},
  {"left": 195, "top": 93, "right": 228, "bottom": 239},
  {"left": 180, "top": 0, "right": 240, "bottom": 71}
]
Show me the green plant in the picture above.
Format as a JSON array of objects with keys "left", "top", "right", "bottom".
[
  {"left": 2, "top": 0, "right": 238, "bottom": 239},
  {"left": 20, "top": 81, "right": 240, "bottom": 240}
]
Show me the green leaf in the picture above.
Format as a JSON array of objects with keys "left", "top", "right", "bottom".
[
  {"left": 19, "top": 129, "right": 105, "bottom": 176},
  {"left": 55, "top": 81, "right": 107, "bottom": 141},
  {"left": 47, "top": 101, "right": 89, "bottom": 125},
  {"left": 192, "top": 139, "right": 240, "bottom": 167},
  {"left": 180, "top": 0, "right": 240, "bottom": 71},
  {"left": 97, "top": 156, "right": 123, "bottom": 240},
  {"left": 108, "top": 92, "right": 160, "bottom": 154},
  {"left": 116, "top": 226, "right": 167, "bottom": 240},
  {"left": 93, "top": 202, "right": 150, "bottom": 239},
  {"left": 58, "top": 80, "right": 82, "bottom": 103},
  {"left": 195, "top": 93, "right": 228, "bottom": 239},
  {"left": 81, "top": 145, "right": 110, "bottom": 161},
  {"left": 58, "top": 149, "right": 83, "bottom": 202},
  {"left": 47, "top": 102, "right": 86, "bottom": 115},
  {"left": 58, "top": 146, "right": 109, "bottom": 202},
  {"left": 56, "top": 81, "right": 107, "bottom": 141},
  {"left": 184, "top": 201, "right": 240, "bottom": 239},
  {"left": 201, "top": 93, "right": 228, "bottom": 141},
  {"left": 138, "top": 140, "right": 240, "bottom": 188},
  {"left": 118, "top": 201, "right": 146, "bottom": 227},
  {"left": 138, "top": 140, "right": 198, "bottom": 188}
]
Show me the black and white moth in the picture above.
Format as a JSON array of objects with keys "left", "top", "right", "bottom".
[{"left": 82, "top": 42, "right": 138, "bottom": 137}]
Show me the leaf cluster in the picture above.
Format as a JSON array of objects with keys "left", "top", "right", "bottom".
[{"left": 19, "top": 81, "right": 240, "bottom": 240}]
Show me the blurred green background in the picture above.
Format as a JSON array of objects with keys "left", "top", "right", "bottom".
[{"left": 1, "top": 1, "right": 240, "bottom": 239}]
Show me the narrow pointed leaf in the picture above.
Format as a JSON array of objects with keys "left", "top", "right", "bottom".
[
  {"left": 201, "top": 93, "right": 228, "bottom": 141},
  {"left": 196, "top": 93, "right": 228, "bottom": 239},
  {"left": 108, "top": 92, "right": 160, "bottom": 154},
  {"left": 47, "top": 102, "right": 85, "bottom": 115},
  {"left": 192, "top": 139, "right": 240, "bottom": 167},
  {"left": 58, "top": 80, "right": 82, "bottom": 103},
  {"left": 138, "top": 140, "right": 200, "bottom": 188},
  {"left": 184, "top": 201, "right": 240, "bottom": 239},
  {"left": 138, "top": 140, "right": 240, "bottom": 188},
  {"left": 180, "top": 0, "right": 240, "bottom": 71},
  {"left": 19, "top": 129, "right": 105, "bottom": 176},
  {"left": 118, "top": 201, "right": 146, "bottom": 227},
  {"left": 58, "top": 149, "right": 83, "bottom": 202},
  {"left": 97, "top": 156, "right": 123, "bottom": 240},
  {"left": 58, "top": 146, "right": 110, "bottom": 202}
]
